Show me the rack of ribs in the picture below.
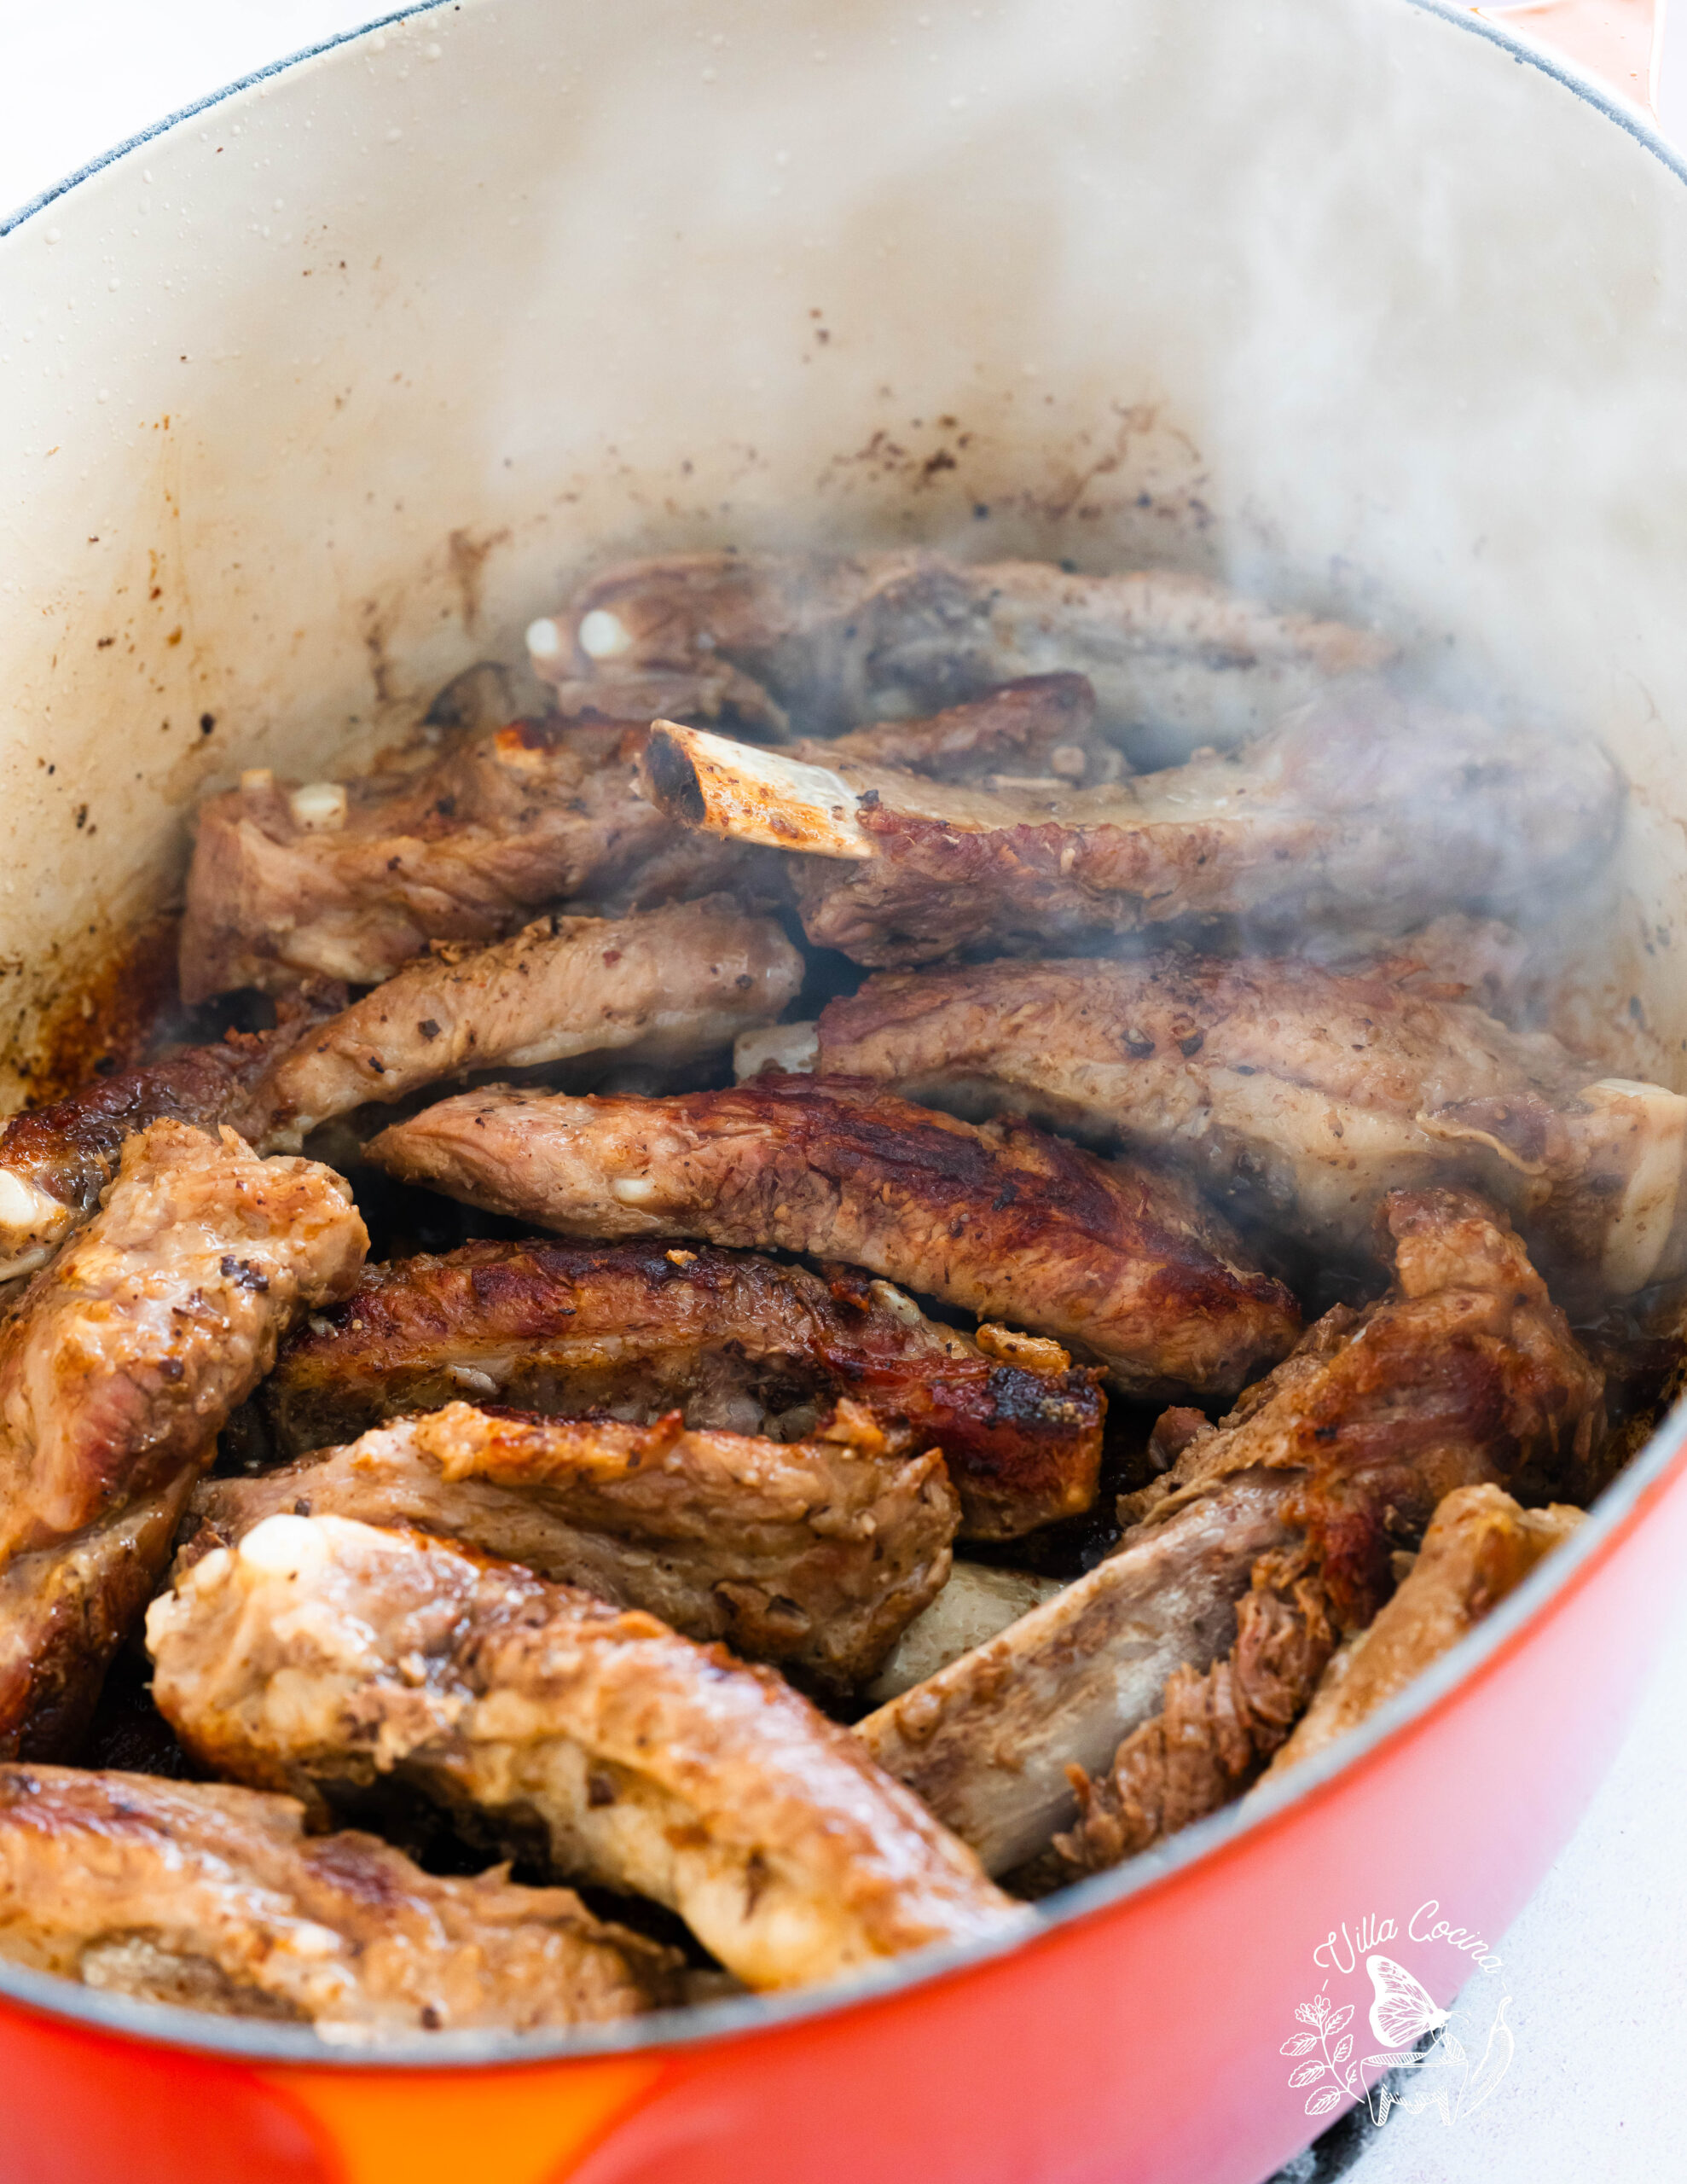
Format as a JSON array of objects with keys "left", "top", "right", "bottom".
[
  {"left": 0, "top": 1764, "right": 680, "bottom": 2038},
  {"left": 255, "top": 1239, "right": 1105, "bottom": 1539},
  {"left": 189, "top": 1397, "right": 959, "bottom": 1689},
  {"left": 0, "top": 1119, "right": 367, "bottom": 1758},
  {"left": 811, "top": 950, "right": 1687, "bottom": 1295},
  {"left": 364, "top": 1075, "right": 1302, "bottom": 1402},
  {"left": 146, "top": 1513, "right": 1024, "bottom": 1992},
  {"left": 855, "top": 1188, "right": 1603, "bottom": 1876},
  {"left": 640, "top": 684, "right": 1622, "bottom": 967}
]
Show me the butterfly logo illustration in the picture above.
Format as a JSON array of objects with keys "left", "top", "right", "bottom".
[
  {"left": 1283, "top": 1938, "right": 1514, "bottom": 2129},
  {"left": 1365, "top": 1955, "right": 1452, "bottom": 2054}
]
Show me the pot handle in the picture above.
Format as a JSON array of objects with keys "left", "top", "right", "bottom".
[{"left": 1479, "top": 0, "right": 1664, "bottom": 112}]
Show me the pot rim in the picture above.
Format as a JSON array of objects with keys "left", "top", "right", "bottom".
[{"left": 2, "top": 0, "right": 1685, "bottom": 2073}]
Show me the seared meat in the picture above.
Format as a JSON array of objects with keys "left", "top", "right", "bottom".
[
  {"left": 815, "top": 673, "right": 1116, "bottom": 782},
  {"left": 641, "top": 686, "right": 1622, "bottom": 966},
  {"left": 179, "top": 706, "right": 757, "bottom": 1002},
  {"left": 1049, "top": 1545, "right": 1337, "bottom": 1879},
  {"left": 252, "top": 900, "right": 802, "bottom": 1149},
  {"left": 258, "top": 1239, "right": 1106, "bottom": 1539},
  {"left": 815, "top": 951, "right": 1687, "bottom": 1292},
  {"left": 0, "top": 1482, "right": 198, "bottom": 1765},
  {"left": 544, "top": 549, "right": 1395, "bottom": 757},
  {"left": 858, "top": 1189, "right": 1602, "bottom": 1873},
  {"left": 0, "top": 1006, "right": 334, "bottom": 1282},
  {"left": 147, "top": 1514, "right": 1023, "bottom": 1990},
  {"left": 365, "top": 1077, "right": 1301, "bottom": 1402},
  {"left": 0, "top": 1764, "right": 679, "bottom": 2038},
  {"left": 1260, "top": 1484, "right": 1583, "bottom": 1783},
  {"left": 525, "top": 659, "right": 796, "bottom": 743},
  {"left": 0, "top": 1120, "right": 366, "bottom": 1757},
  {"left": 189, "top": 1397, "right": 958, "bottom": 1688},
  {"left": 0, "top": 906, "right": 797, "bottom": 1269}
]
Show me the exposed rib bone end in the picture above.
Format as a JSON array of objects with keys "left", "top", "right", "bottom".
[
  {"left": 1578, "top": 1077, "right": 1687, "bottom": 1292},
  {"left": 642, "top": 723, "right": 872, "bottom": 860},
  {"left": 0, "top": 1168, "right": 72, "bottom": 1281}
]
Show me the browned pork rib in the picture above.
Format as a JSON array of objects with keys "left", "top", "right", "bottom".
[
  {"left": 252, "top": 900, "right": 803, "bottom": 1150},
  {"left": 258, "top": 1240, "right": 1106, "bottom": 1539},
  {"left": 179, "top": 704, "right": 760, "bottom": 1002},
  {"left": 147, "top": 1514, "right": 1023, "bottom": 1991},
  {"left": 815, "top": 673, "right": 1116, "bottom": 782},
  {"left": 0, "top": 1484, "right": 200, "bottom": 1767},
  {"left": 366, "top": 1077, "right": 1301, "bottom": 1403},
  {"left": 540, "top": 549, "right": 1395, "bottom": 757},
  {"left": 1258, "top": 1484, "right": 1583, "bottom": 1785},
  {"left": 814, "top": 951, "right": 1687, "bottom": 1293},
  {"left": 641, "top": 686, "right": 1622, "bottom": 966},
  {"left": 0, "top": 903, "right": 797, "bottom": 1275},
  {"left": 189, "top": 1397, "right": 958, "bottom": 1688},
  {"left": 0, "top": 1006, "right": 336, "bottom": 1282},
  {"left": 0, "top": 1120, "right": 367, "bottom": 1758},
  {"left": 857, "top": 1190, "right": 1602, "bottom": 1875},
  {"left": 0, "top": 1765, "right": 679, "bottom": 2039}
]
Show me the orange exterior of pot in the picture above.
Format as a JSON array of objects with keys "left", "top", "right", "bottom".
[{"left": 5, "top": 1417, "right": 1684, "bottom": 2184}]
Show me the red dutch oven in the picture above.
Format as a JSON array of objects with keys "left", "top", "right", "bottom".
[{"left": 3, "top": 2, "right": 1686, "bottom": 2178}]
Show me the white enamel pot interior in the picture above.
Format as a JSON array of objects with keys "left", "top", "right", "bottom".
[{"left": 3, "top": 0, "right": 1687, "bottom": 2166}]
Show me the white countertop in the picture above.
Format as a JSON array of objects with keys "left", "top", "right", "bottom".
[{"left": 3, "top": 7, "right": 1684, "bottom": 2177}]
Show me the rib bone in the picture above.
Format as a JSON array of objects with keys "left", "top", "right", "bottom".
[
  {"left": 642, "top": 688, "right": 1623, "bottom": 967},
  {"left": 147, "top": 1514, "right": 1023, "bottom": 1991}
]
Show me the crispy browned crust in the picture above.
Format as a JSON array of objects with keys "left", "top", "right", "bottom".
[
  {"left": 148, "top": 1516, "right": 1023, "bottom": 1990},
  {"left": 1130, "top": 1188, "right": 1603, "bottom": 1624},
  {"left": 179, "top": 710, "right": 762, "bottom": 1002},
  {"left": 252, "top": 899, "right": 803, "bottom": 1148},
  {"left": 365, "top": 1076, "right": 1302, "bottom": 1402},
  {"left": 815, "top": 949, "right": 1684, "bottom": 1284},
  {"left": 0, "top": 1121, "right": 368, "bottom": 1757},
  {"left": 191, "top": 1397, "right": 959, "bottom": 1688},
  {"left": 791, "top": 794, "right": 1305, "bottom": 964},
  {"left": 0, "top": 1004, "right": 335, "bottom": 1275},
  {"left": 0, "top": 1481, "right": 200, "bottom": 1763},
  {"left": 0, "top": 1763, "right": 681, "bottom": 2036},
  {"left": 1052, "top": 1548, "right": 1337, "bottom": 1877},
  {"left": 260, "top": 1238, "right": 1106, "bottom": 1539},
  {"left": 817, "top": 948, "right": 1576, "bottom": 1129},
  {"left": 861, "top": 1187, "right": 1603, "bottom": 1876}
]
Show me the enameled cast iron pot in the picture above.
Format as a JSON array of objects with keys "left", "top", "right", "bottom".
[{"left": 4, "top": 3, "right": 1687, "bottom": 2177}]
